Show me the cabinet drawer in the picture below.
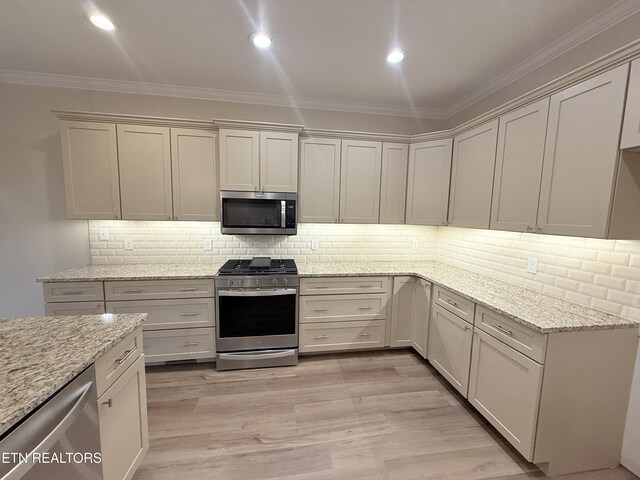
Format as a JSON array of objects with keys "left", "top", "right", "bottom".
[
  {"left": 300, "top": 276, "right": 390, "bottom": 295},
  {"left": 143, "top": 328, "right": 215, "bottom": 363},
  {"left": 433, "top": 285, "right": 475, "bottom": 322},
  {"left": 106, "top": 298, "right": 214, "bottom": 331},
  {"left": 299, "top": 320, "right": 386, "bottom": 353},
  {"left": 44, "top": 301, "right": 105, "bottom": 316},
  {"left": 104, "top": 279, "right": 214, "bottom": 301},
  {"left": 95, "top": 327, "right": 143, "bottom": 397},
  {"left": 43, "top": 282, "right": 104, "bottom": 303},
  {"left": 474, "top": 306, "right": 548, "bottom": 363},
  {"left": 300, "top": 293, "right": 389, "bottom": 323}
]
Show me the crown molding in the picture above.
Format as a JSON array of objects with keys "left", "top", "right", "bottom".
[
  {"left": 443, "top": 0, "right": 640, "bottom": 118},
  {"left": 0, "top": 69, "right": 445, "bottom": 120},
  {"left": 213, "top": 118, "right": 303, "bottom": 133},
  {"left": 52, "top": 110, "right": 213, "bottom": 130},
  {"left": 301, "top": 128, "right": 411, "bottom": 143}
]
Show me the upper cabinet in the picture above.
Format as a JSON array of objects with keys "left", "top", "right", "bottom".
[
  {"left": 299, "top": 138, "right": 341, "bottom": 223},
  {"left": 339, "top": 140, "right": 382, "bottom": 223},
  {"left": 218, "top": 128, "right": 299, "bottom": 192},
  {"left": 490, "top": 99, "right": 549, "bottom": 233},
  {"left": 171, "top": 128, "right": 218, "bottom": 221},
  {"left": 406, "top": 139, "right": 452, "bottom": 226},
  {"left": 621, "top": 58, "right": 640, "bottom": 150},
  {"left": 537, "top": 65, "right": 628, "bottom": 238},
  {"left": 379, "top": 143, "right": 409, "bottom": 224},
  {"left": 117, "top": 124, "right": 173, "bottom": 221},
  {"left": 61, "top": 121, "right": 121, "bottom": 220},
  {"left": 449, "top": 120, "right": 499, "bottom": 229}
]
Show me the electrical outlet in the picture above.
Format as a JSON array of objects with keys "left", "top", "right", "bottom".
[
  {"left": 204, "top": 238, "right": 212, "bottom": 251},
  {"left": 124, "top": 238, "right": 134, "bottom": 251},
  {"left": 412, "top": 240, "right": 419, "bottom": 250},
  {"left": 526, "top": 256, "right": 538, "bottom": 274},
  {"left": 311, "top": 239, "right": 319, "bottom": 251},
  {"left": 98, "top": 228, "right": 109, "bottom": 241}
]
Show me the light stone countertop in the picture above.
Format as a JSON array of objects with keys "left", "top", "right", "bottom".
[
  {"left": 0, "top": 313, "right": 146, "bottom": 436},
  {"left": 36, "top": 261, "right": 638, "bottom": 333}
]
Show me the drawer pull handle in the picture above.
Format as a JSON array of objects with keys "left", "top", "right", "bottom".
[
  {"left": 491, "top": 324, "right": 513, "bottom": 336},
  {"left": 115, "top": 348, "right": 136, "bottom": 365},
  {"left": 359, "top": 284, "right": 373, "bottom": 288},
  {"left": 313, "top": 285, "right": 329, "bottom": 289},
  {"left": 102, "top": 399, "right": 113, "bottom": 408},
  {"left": 62, "top": 290, "right": 83, "bottom": 295},
  {"left": 181, "top": 342, "right": 200, "bottom": 346},
  {"left": 181, "top": 312, "right": 200, "bottom": 317},
  {"left": 313, "top": 334, "right": 329, "bottom": 339},
  {"left": 358, "top": 332, "right": 373, "bottom": 337},
  {"left": 444, "top": 298, "right": 459, "bottom": 307},
  {"left": 313, "top": 308, "right": 329, "bottom": 312},
  {"left": 124, "top": 289, "right": 143, "bottom": 293},
  {"left": 180, "top": 287, "right": 198, "bottom": 292},
  {"left": 358, "top": 306, "right": 373, "bottom": 310},
  {"left": 464, "top": 325, "right": 470, "bottom": 332}
]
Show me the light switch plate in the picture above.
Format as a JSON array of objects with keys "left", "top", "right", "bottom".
[
  {"left": 527, "top": 257, "right": 538, "bottom": 274},
  {"left": 204, "top": 238, "right": 212, "bottom": 251},
  {"left": 98, "top": 228, "right": 109, "bottom": 241},
  {"left": 124, "top": 238, "right": 134, "bottom": 251},
  {"left": 311, "top": 239, "right": 319, "bottom": 250},
  {"left": 412, "top": 240, "right": 419, "bottom": 250}
]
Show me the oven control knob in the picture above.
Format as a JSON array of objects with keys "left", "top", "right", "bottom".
[
  {"left": 283, "top": 278, "right": 288, "bottom": 285},
  {"left": 226, "top": 280, "right": 233, "bottom": 286},
  {"left": 238, "top": 279, "right": 244, "bottom": 287},
  {"left": 256, "top": 279, "right": 261, "bottom": 286},
  {"left": 272, "top": 278, "right": 278, "bottom": 285}
]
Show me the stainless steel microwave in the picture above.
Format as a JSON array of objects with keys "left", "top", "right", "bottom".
[{"left": 220, "top": 191, "right": 297, "bottom": 235}]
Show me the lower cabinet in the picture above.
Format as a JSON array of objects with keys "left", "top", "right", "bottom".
[
  {"left": 44, "top": 301, "right": 105, "bottom": 315},
  {"left": 143, "top": 328, "right": 216, "bottom": 363},
  {"left": 468, "top": 328, "right": 543, "bottom": 460},
  {"left": 428, "top": 304, "right": 473, "bottom": 396},
  {"left": 410, "top": 279, "right": 430, "bottom": 359},
  {"left": 299, "top": 320, "right": 386, "bottom": 353},
  {"left": 389, "top": 277, "right": 416, "bottom": 347},
  {"left": 96, "top": 334, "right": 148, "bottom": 480}
]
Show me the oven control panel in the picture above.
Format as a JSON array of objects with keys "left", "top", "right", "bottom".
[{"left": 215, "top": 275, "right": 299, "bottom": 288}]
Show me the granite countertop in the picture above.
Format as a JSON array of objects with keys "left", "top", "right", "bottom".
[
  {"left": 37, "top": 261, "right": 639, "bottom": 334},
  {"left": 0, "top": 313, "right": 146, "bottom": 436}
]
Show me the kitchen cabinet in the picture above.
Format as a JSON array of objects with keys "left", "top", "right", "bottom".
[
  {"left": 379, "top": 143, "right": 409, "bottom": 224},
  {"left": 219, "top": 129, "right": 298, "bottom": 192},
  {"left": 490, "top": 99, "right": 549, "bottom": 233},
  {"left": 299, "top": 320, "right": 386, "bottom": 353},
  {"left": 117, "top": 124, "right": 173, "bottom": 221},
  {"left": 537, "top": 65, "right": 628, "bottom": 238},
  {"left": 448, "top": 119, "right": 499, "bottom": 229},
  {"left": 171, "top": 128, "right": 218, "bottom": 221},
  {"left": 428, "top": 303, "right": 473, "bottom": 396},
  {"left": 339, "top": 140, "right": 382, "bottom": 223},
  {"left": 389, "top": 276, "right": 415, "bottom": 347},
  {"left": 298, "top": 137, "right": 341, "bottom": 223},
  {"left": 410, "top": 278, "right": 430, "bottom": 359},
  {"left": 60, "top": 121, "right": 121, "bottom": 220},
  {"left": 468, "top": 328, "right": 543, "bottom": 460},
  {"left": 43, "top": 281, "right": 105, "bottom": 316},
  {"left": 406, "top": 139, "right": 453, "bottom": 226},
  {"left": 621, "top": 58, "right": 640, "bottom": 150},
  {"left": 45, "top": 301, "right": 105, "bottom": 315}
]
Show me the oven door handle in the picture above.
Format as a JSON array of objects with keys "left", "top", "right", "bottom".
[
  {"left": 218, "top": 350, "right": 296, "bottom": 361},
  {"left": 217, "top": 288, "right": 297, "bottom": 297}
]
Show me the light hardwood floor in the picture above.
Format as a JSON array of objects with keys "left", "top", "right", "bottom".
[{"left": 133, "top": 350, "right": 638, "bottom": 480}]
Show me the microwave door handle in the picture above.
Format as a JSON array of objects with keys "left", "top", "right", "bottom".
[{"left": 281, "top": 200, "right": 286, "bottom": 228}]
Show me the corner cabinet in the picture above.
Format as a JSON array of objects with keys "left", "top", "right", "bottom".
[
  {"left": 339, "top": 140, "right": 383, "bottom": 223},
  {"left": 448, "top": 120, "right": 499, "bottom": 229},
  {"left": 406, "top": 139, "right": 452, "bottom": 226},
  {"left": 410, "top": 278, "right": 430, "bottom": 359},
  {"left": 379, "top": 143, "right": 409, "bottom": 224},
  {"left": 299, "top": 138, "right": 342, "bottom": 223},
  {"left": 389, "top": 276, "right": 415, "bottom": 347},
  {"left": 621, "top": 58, "right": 640, "bottom": 150}
]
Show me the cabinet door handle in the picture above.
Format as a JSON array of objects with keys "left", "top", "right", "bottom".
[
  {"left": 181, "top": 342, "right": 200, "bottom": 346},
  {"left": 115, "top": 348, "right": 136, "bottom": 365},
  {"left": 491, "top": 323, "right": 513, "bottom": 336},
  {"left": 124, "top": 289, "right": 143, "bottom": 293},
  {"left": 444, "top": 298, "right": 459, "bottom": 307},
  {"left": 464, "top": 325, "right": 470, "bottom": 332},
  {"left": 101, "top": 399, "right": 113, "bottom": 408},
  {"left": 180, "top": 287, "right": 198, "bottom": 292},
  {"left": 313, "top": 308, "right": 329, "bottom": 312},
  {"left": 62, "top": 290, "right": 83, "bottom": 295},
  {"left": 536, "top": 226, "right": 542, "bottom": 234},
  {"left": 357, "top": 306, "right": 373, "bottom": 310},
  {"left": 181, "top": 312, "right": 200, "bottom": 317},
  {"left": 526, "top": 225, "right": 533, "bottom": 232},
  {"left": 313, "top": 334, "right": 329, "bottom": 339},
  {"left": 358, "top": 332, "right": 373, "bottom": 337}
]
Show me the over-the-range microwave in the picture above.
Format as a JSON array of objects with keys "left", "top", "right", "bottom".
[{"left": 220, "top": 191, "right": 297, "bottom": 235}]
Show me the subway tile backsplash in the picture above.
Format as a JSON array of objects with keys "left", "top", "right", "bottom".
[{"left": 88, "top": 221, "right": 640, "bottom": 321}]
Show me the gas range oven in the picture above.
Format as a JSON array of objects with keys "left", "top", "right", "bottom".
[{"left": 214, "top": 257, "right": 298, "bottom": 370}]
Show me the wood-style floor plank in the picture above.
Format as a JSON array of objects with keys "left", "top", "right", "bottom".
[{"left": 133, "top": 350, "right": 638, "bottom": 480}]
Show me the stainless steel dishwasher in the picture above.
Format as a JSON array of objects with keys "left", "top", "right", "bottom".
[{"left": 0, "top": 365, "right": 103, "bottom": 480}]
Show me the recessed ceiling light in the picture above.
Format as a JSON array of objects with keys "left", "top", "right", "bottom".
[
  {"left": 89, "top": 14, "right": 116, "bottom": 31},
  {"left": 387, "top": 49, "right": 405, "bottom": 64},
  {"left": 250, "top": 32, "right": 273, "bottom": 49}
]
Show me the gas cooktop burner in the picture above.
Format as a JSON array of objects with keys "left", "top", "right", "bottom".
[{"left": 217, "top": 257, "right": 297, "bottom": 276}]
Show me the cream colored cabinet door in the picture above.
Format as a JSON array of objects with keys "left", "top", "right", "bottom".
[
  {"left": 219, "top": 129, "right": 260, "bottom": 191},
  {"left": 60, "top": 121, "right": 121, "bottom": 220},
  {"left": 449, "top": 120, "right": 499, "bottom": 228},
  {"left": 339, "top": 140, "right": 382, "bottom": 223},
  {"left": 389, "top": 276, "right": 415, "bottom": 347},
  {"left": 411, "top": 279, "right": 430, "bottom": 359},
  {"left": 406, "top": 139, "right": 452, "bottom": 226},
  {"left": 491, "top": 99, "right": 549, "bottom": 233},
  {"left": 428, "top": 304, "right": 473, "bottom": 396},
  {"left": 468, "top": 329, "right": 543, "bottom": 461},
  {"left": 171, "top": 128, "right": 217, "bottom": 221},
  {"left": 98, "top": 355, "right": 148, "bottom": 480},
  {"left": 537, "top": 65, "right": 628, "bottom": 238},
  {"left": 299, "top": 138, "right": 341, "bottom": 223},
  {"left": 379, "top": 143, "right": 409, "bottom": 224},
  {"left": 621, "top": 58, "right": 640, "bottom": 149},
  {"left": 260, "top": 131, "right": 298, "bottom": 192},
  {"left": 117, "top": 124, "right": 172, "bottom": 220}
]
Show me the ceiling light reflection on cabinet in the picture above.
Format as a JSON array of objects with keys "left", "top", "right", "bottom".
[
  {"left": 89, "top": 14, "right": 116, "bottom": 31},
  {"left": 251, "top": 32, "right": 273, "bottom": 49},
  {"left": 387, "top": 49, "right": 405, "bottom": 64}
]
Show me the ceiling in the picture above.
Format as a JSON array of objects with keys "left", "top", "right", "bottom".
[{"left": 1, "top": 0, "right": 639, "bottom": 119}]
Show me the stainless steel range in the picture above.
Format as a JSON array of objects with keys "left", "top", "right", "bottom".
[{"left": 215, "top": 257, "right": 298, "bottom": 371}]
